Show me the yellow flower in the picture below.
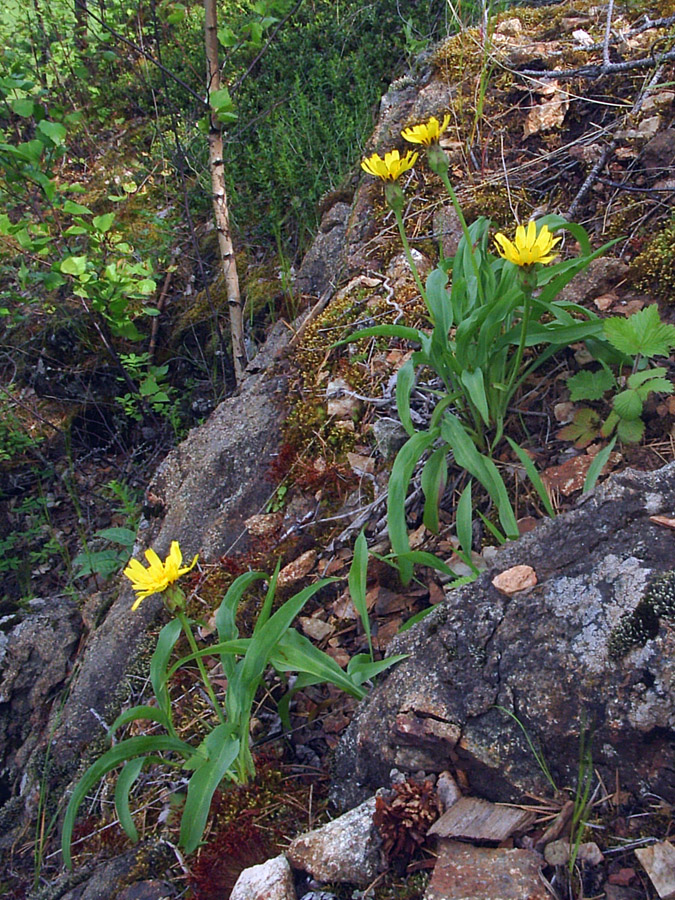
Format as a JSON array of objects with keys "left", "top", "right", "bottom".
[
  {"left": 361, "top": 148, "right": 418, "bottom": 182},
  {"left": 401, "top": 114, "right": 450, "bottom": 147},
  {"left": 123, "top": 540, "right": 198, "bottom": 610},
  {"left": 494, "top": 221, "right": 561, "bottom": 267}
]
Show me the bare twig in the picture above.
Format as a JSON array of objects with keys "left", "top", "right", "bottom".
[
  {"left": 566, "top": 62, "right": 665, "bottom": 218},
  {"left": 517, "top": 47, "right": 675, "bottom": 80}
]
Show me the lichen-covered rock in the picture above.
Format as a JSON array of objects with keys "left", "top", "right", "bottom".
[
  {"left": 332, "top": 465, "right": 675, "bottom": 810},
  {"left": 0, "top": 597, "right": 81, "bottom": 792}
]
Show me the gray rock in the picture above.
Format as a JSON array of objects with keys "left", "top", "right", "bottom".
[
  {"left": 332, "top": 464, "right": 675, "bottom": 811},
  {"left": 372, "top": 417, "right": 409, "bottom": 459},
  {"left": 0, "top": 597, "right": 81, "bottom": 790},
  {"left": 294, "top": 202, "right": 351, "bottom": 297},
  {"left": 287, "top": 797, "right": 382, "bottom": 885},
  {"left": 557, "top": 257, "right": 628, "bottom": 306}
]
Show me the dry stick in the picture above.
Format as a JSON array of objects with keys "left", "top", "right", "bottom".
[
  {"left": 148, "top": 269, "right": 172, "bottom": 365},
  {"left": 287, "top": 285, "right": 335, "bottom": 349},
  {"left": 148, "top": 0, "right": 231, "bottom": 390},
  {"left": 204, "top": 0, "right": 247, "bottom": 384},
  {"left": 518, "top": 46, "right": 675, "bottom": 80},
  {"left": 566, "top": 62, "right": 665, "bottom": 219},
  {"left": 602, "top": 0, "right": 615, "bottom": 70}
]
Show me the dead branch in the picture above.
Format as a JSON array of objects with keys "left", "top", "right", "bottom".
[{"left": 517, "top": 46, "right": 675, "bottom": 80}]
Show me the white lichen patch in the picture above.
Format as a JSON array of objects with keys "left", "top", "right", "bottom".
[{"left": 546, "top": 556, "right": 651, "bottom": 674}]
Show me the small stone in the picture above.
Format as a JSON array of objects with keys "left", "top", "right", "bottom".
[
  {"left": 554, "top": 401, "right": 575, "bottom": 423},
  {"left": 372, "top": 417, "right": 409, "bottom": 459},
  {"left": 578, "top": 841, "right": 604, "bottom": 866},
  {"left": 277, "top": 550, "right": 316, "bottom": 587},
  {"left": 491, "top": 565, "right": 537, "bottom": 596},
  {"left": 245, "top": 513, "right": 283, "bottom": 536},
  {"left": 436, "top": 771, "right": 462, "bottom": 813},
  {"left": 288, "top": 797, "right": 381, "bottom": 885},
  {"left": 230, "top": 854, "right": 297, "bottom": 900},
  {"left": 544, "top": 839, "right": 570, "bottom": 866}
]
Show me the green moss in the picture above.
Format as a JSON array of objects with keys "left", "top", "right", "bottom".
[
  {"left": 608, "top": 570, "right": 675, "bottom": 658},
  {"left": 629, "top": 214, "right": 675, "bottom": 301}
]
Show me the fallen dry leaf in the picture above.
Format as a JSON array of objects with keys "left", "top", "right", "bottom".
[
  {"left": 346, "top": 451, "right": 375, "bottom": 475},
  {"left": 593, "top": 292, "right": 618, "bottom": 311},
  {"left": 492, "top": 565, "right": 537, "bottom": 595}
]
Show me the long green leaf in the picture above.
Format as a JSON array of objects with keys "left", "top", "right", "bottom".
[
  {"left": 584, "top": 436, "right": 617, "bottom": 492},
  {"left": 108, "top": 705, "right": 172, "bottom": 738},
  {"left": 151, "top": 619, "right": 182, "bottom": 721},
  {"left": 456, "top": 481, "right": 473, "bottom": 559},
  {"left": 348, "top": 530, "right": 373, "bottom": 660},
  {"left": 387, "top": 431, "right": 438, "bottom": 584},
  {"left": 271, "top": 628, "right": 367, "bottom": 699},
  {"left": 395, "top": 357, "right": 417, "bottom": 437},
  {"left": 440, "top": 414, "right": 518, "bottom": 537},
  {"left": 337, "top": 324, "right": 424, "bottom": 346},
  {"left": 114, "top": 757, "right": 145, "bottom": 843},
  {"left": 62, "top": 734, "right": 193, "bottom": 869},
  {"left": 505, "top": 437, "right": 556, "bottom": 519},
  {"left": 180, "top": 725, "right": 240, "bottom": 854},
  {"left": 421, "top": 446, "right": 448, "bottom": 534}
]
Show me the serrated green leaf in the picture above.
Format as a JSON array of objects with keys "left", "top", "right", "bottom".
[
  {"left": 616, "top": 417, "right": 644, "bottom": 442},
  {"left": 613, "top": 389, "right": 642, "bottom": 421},
  {"left": 604, "top": 305, "right": 675, "bottom": 359},
  {"left": 567, "top": 368, "right": 614, "bottom": 401}
]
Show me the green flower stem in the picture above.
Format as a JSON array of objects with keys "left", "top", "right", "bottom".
[
  {"left": 436, "top": 167, "right": 484, "bottom": 304},
  {"left": 176, "top": 611, "right": 226, "bottom": 726},
  {"left": 501, "top": 277, "right": 535, "bottom": 438},
  {"left": 393, "top": 208, "right": 427, "bottom": 304}
]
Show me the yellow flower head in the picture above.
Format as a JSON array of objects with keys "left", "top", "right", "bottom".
[
  {"left": 494, "top": 221, "right": 561, "bottom": 267},
  {"left": 401, "top": 114, "right": 451, "bottom": 147},
  {"left": 361, "top": 148, "right": 418, "bottom": 182},
  {"left": 123, "top": 540, "right": 198, "bottom": 610}
]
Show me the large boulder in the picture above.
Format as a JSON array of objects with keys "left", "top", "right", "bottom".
[{"left": 332, "top": 464, "right": 675, "bottom": 810}]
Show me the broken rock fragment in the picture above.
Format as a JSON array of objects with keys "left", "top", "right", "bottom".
[{"left": 287, "top": 797, "right": 382, "bottom": 885}]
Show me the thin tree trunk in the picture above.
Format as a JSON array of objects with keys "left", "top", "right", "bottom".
[{"left": 204, "top": 0, "right": 246, "bottom": 384}]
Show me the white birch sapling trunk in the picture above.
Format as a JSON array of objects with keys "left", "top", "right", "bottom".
[{"left": 204, "top": 0, "right": 247, "bottom": 383}]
